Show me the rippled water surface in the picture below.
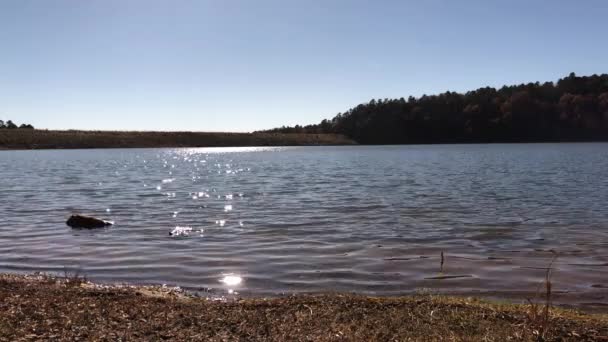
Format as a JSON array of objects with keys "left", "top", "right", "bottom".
[{"left": 1, "top": 144, "right": 607, "bottom": 305}]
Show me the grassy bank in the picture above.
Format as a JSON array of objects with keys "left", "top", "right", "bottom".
[
  {"left": 0, "top": 129, "right": 355, "bottom": 150},
  {"left": 0, "top": 274, "right": 606, "bottom": 341}
]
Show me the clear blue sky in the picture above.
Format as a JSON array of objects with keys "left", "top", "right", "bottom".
[{"left": 1, "top": 0, "right": 607, "bottom": 132}]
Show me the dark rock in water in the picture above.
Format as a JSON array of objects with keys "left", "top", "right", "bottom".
[{"left": 66, "top": 215, "right": 113, "bottom": 228}]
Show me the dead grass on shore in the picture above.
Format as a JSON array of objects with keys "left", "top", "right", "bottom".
[
  {"left": 0, "top": 129, "right": 355, "bottom": 150},
  {"left": 0, "top": 274, "right": 607, "bottom": 341}
]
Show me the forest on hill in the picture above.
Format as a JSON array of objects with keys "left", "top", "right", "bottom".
[{"left": 262, "top": 73, "right": 608, "bottom": 144}]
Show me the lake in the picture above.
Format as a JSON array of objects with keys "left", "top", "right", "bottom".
[{"left": 1, "top": 144, "right": 607, "bottom": 306}]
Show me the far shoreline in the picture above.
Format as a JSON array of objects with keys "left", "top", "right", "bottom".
[
  {"left": 0, "top": 129, "right": 356, "bottom": 151},
  {"left": 3, "top": 129, "right": 608, "bottom": 151}
]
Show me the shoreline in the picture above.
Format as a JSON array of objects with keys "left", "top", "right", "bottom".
[
  {"left": 1, "top": 273, "right": 607, "bottom": 341},
  {"left": 3, "top": 129, "right": 608, "bottom": 151},
  {"left": 0, "top": 129, "right": 356, "bottom": 150}
]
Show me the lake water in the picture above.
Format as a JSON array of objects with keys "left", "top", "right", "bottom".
[{"left": 1, "top": 144, "right": 607, "bottom": 306}]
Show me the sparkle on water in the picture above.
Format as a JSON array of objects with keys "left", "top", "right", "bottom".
[
  {"left": 169, "top": 226, "right": 193, "bottom": 237},
  {"left": 220, "top": 275, "right": 243, "bottom": 286}
]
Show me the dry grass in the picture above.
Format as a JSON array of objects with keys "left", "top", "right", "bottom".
[
  {"left": 0, "top": 129, "right": 355, "bottom": 150},
  {"left": 522, "top": 254, "right": 559, "bottom": 341},
  {"left": 0, "top": 274, "right": 607, "bottom": 341}
]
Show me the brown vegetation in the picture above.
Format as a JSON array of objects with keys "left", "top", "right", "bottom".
[
  {"left": 1, "top": 274, "right": 607, "bottom": 341},
  {"left": 0, "top": 129, "right": 355, "bottom": 150}
]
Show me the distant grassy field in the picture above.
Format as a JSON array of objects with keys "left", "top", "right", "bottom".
[{"left": 0, "top": 129, "right": 355, "bottom": 150}]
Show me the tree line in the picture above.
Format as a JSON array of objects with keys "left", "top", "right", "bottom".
[
  {"left": 262, "top": 73, "right": 608, "bottom": 144},
  {"left": 0, "top": 120, "right": 34, "bottom": 129}
]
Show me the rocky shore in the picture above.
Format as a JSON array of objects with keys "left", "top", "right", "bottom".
[{"left": 0, "top": 273, "right": 607, "bottom": 341}]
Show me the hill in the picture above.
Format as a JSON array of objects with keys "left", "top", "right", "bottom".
[{"left": 264, "top": 73, "right": 608, "bottom": 144}]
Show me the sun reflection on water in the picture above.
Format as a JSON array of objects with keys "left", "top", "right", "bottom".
[
  {"left": 220, "top": 274, "right": 242, "bottom": 286},
  {"left": 176, "top": 146, "right": 289, "bottom": 155}
]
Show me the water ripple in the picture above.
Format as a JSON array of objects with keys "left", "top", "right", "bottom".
[{"left": 0, "top": 144, "right": 608, "bottom": 304}]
